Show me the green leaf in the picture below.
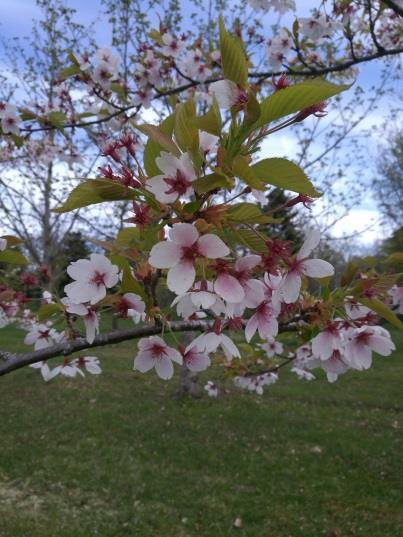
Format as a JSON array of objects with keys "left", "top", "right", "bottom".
[
  {"left": 191, "top": 98, "right": 221, "bottom": 136},
  {"left": 0, "top": 235, "right": 24, "bottom": 246},
  {"left": 193, "top": 172, "right": 234, "bottom": 194},
  {"left": 0, "top": 249, "right": 28, "bottom": 265},
  {"left": 183, "top": 199, "right": 203, "bottom": 213},
  {"left": 47, "top": 111, "right": 67, "bottom": 128},
  {"left": 227, "top": 203, "right": 277, "bottom": 224},
  {"left": 359, "top": 297, "right": 403, "bottom": 330},
  {"left": 109, "top": 256, "right": 147, "bottom": 301},
  {"left": 244, "top": 90, "right": 261, "bottom": 125},
  {"left": 252, "top": 158, "right": 320, "bottom": 197},
  {"left": 233, "top": 156, "right": 264, "bottom": 190},
  {"left": 148, "top": 28, "right": 163, "bottom": 45},
  {"left": 136, "top": 123, "right": 180, "bottom": 157},
  {"left": 143, "top": 115, "right": 175, "bottom": 176},
  {"left": 254, "top": 79, "right": 350, "bottom": 128},
  {"left": 37, "top": 303, "right": 61, "bottom": 322},
  {"left": 223, "top": 227, "right": 267, "bottom": 252},
  {"left": 219, "top": 17, "right": 248, "bottom": 87},
  {"left": 174, "top": 101, "right": 199, "bottom": 152},
  {"left": 59, "top": 64, "right": 81, "bottom": 80},
  {"left": 115, "top": 227, "right": 139, "bottom": 247},
  {"left": 53, "top": 180, "right": 136, "bottom": 214}
]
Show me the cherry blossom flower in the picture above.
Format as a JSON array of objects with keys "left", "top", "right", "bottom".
[
  {"left": 209, "top": 80, "right": 248, "bottom": 110},
  {"left": 149, "top": 223, "right": 230, "bottom": 295},
  {"left": 115, "top": 293, "right": 146, "bottom": 323},
  {"left": 306, "top": 350, "right": 349, "bottom": 383},
  {"left": 0, "top": 238, "right": 7, "bottom": 251},
  {"left": 260, "top": 337, "right": 284, "bottom": 357},
  {"left": 24, "top": 323, "right": 63, "bottom": 350},
  {"left": 171, "top": 281, "right": 225, "bottom": 319},
  {"left": 245, "top": 299, "right": 280, "bottom": 342},
  {"left": 95, "top": 47, "right": 120, "bottom": 72},
  {"left": 77, "top": 52, "right": 91, "bottom": 71},
  {"left": 234, "top": 372, "right": 278, "bottom": 394},
  {"left": 133, "top": 336, "right": 182, "bottom": 380},
  {"left": 344, "top": 326, "right": 395, "bottom": 370},
  {"left": 189, "top": 330, "right": 241, "bottom": 360},
  {"left": 311, "top": 324, "right": 345, "bottom": 361},
  {"left": 47, "top": 359, "right": 85, "bottom": 380},
  {"left": 280, "top": 230, "right": 334, "bottom": 304},
  {"left": 299, "top": 15, "right": 332, "bottom": 41},
  {"left": 182, "top": 346, "right": 210, "bottom": 372},
  {"left": 133, "top": 87, "right": 153, "bottom": 108},
  {"left": 71, "top": 356, "right": 102, "bottom": 375},
  {"left": 291, "top": 366, "right": 316, "bottom": 381},
  {"left": 62, "top": 298, "right": 99, "bottom": 344},
  {"left": 215, "top": 255, "right": 264, "bottom": 307},
  {"left": 92, "top": 64, "right": 114, "bottom": 90},
  {"left": 161, "top": 33, "right": 186, "bottom": 57},
  {"left": 344, "top": 300, "right": 372, "bottom": 320},
  {"left": 0, "top": 103, "right": 20, "bottom": 135},
  {"left": 64, "top": 254, "right": 119, "bottom": 305},
  {"left": 204, "top": 380, "right": 218, "bottom": 397},
  {"left": 146, "top": 152, "right": 196, "bottom": 204}
]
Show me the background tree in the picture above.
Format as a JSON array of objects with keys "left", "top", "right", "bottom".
[{"left": 373, "top": 129, "right": 403, "bottom": 226}]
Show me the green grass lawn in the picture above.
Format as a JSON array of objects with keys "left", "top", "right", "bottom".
[{"left": 0, "top": 325, "right": 402, "bottom": 537}]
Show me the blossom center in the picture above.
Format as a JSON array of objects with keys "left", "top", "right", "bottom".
[
  {"left": 164, "top": 170, "right": 192, "bottom": 196},
  {"left": 181, "top": 244, "right": 199, "bottom": 261},
  {"left": 149, "top": 343, "right": 167, "bottom": 358},
  {"left": 92, "top": 271, "right": 106, "bottom": 287}
]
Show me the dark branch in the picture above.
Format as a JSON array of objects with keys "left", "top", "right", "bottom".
[
  {"left": 13, "top": 46, "right": 403, "bottom": 135},
  {"left": 0, "top": 320, "right": 214, "bottom": 377}
]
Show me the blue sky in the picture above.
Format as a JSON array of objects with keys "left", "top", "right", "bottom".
[{"left": 0, "top": 0, "right": 400, "bottom": 248}]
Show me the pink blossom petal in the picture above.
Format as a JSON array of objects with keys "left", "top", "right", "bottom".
[
  {"left": 257, "top": 316, "right": 278, "bottom": 339},
  {"left": 155, "top": 357, "right": 174, "bottom": 380},
  {"left": 178, "top": 153, "right": 196, "bottom": 181},
  {"left": 311, "top": 331, "right": 335, "bottom": 361},
  {"left": 147, "top": 176, "right": 178, "bottom": 203},
  {"left": 134, "top": 352, "right": 155, "bottom": 373},
  {"left": 167, "top": 260, "right": 195, "bottom": 294},
  {"left": 235, "top": 255, "right": 261, "bottom": 272},
  {"left": 165, "top": 347, "right": 183, "bottom": 365},
  {"left": 214, "top": 273, "right": 245, "bottom": 303},
  {"left": 156, "top": 152, "right": 180, "bottom": 176},
  {"left": 186, "top": 350, "right": 210, "bottom": 372},
  {"left": 197, "top": 234, "right": 230, "bottom": 259},
  {"left": 169, "top": 223, "right": 199, "bottom": 246},
  {"left": 149, "top": 241, "right": 182, "bottom": 268},
  {"left": 244, "top": 279, "right": 265, "bottom": 308},
  {"left": 369, "top": 335, "right": 395, "bottom": 356},
  {"left": 302, "top": 259, "right": 334, "bottom": 278},
  {"left": 245, "top": 314, "right": 259, "bottom": 342},
  {"left": 297, "top": 229, "right": 321, "bottom": 260},
  {"left": 220, "top": 334, "right": 241, "bottom": 359},
  {"left": 281, "top": 272, "right": 301, "bottom": 304},
  {"left": 209, "top": 80, "right": 239, "bottom": 108},
  {"left": 67, "top": 258, "right": 92, "bottom": 280}
]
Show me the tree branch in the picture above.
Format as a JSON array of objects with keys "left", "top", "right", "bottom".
[
  {"left": 0, "top": 320, "right": 214, "bottom": 377},
  {"left": 12, "top": 45, "right": 403, "bottom": 136}
]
